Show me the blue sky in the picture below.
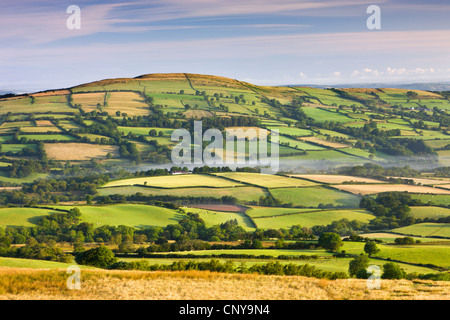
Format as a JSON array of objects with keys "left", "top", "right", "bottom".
[{"left": 0, "top": 0, "right": 449, "bottom": 92}]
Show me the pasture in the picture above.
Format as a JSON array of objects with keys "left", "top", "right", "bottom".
[
  {"left": 409, "top": 206, "right": 450, "bottom": 219},
  {"left": 291, "top": 174, "right": 384, "bottom": 184},
  {"left": 99, "top": 185, "right": 267, "bottom": 203},
  {"left": 251, "top": 209, "right": 374, "bottom": 229},
  {"left": 391, "top": 223, "right": 450, "bottom": 239},
  {"left": 183, "top": 207, "right": 255, "bottom": 230},
  {"left": 0, "top": 207, "right": 57, "bottom": 227},
  {"left": 213, "top": 172, "right": 319, "bottom": 188},
  {"left": 102, "top": 174, "right": 245, "bottom": 188},
  {"left": 50, "top": 204, "right": 183, "bottom": 228},
  {"left": 269, "top": 186, "right": 361, "bottom": 208}
]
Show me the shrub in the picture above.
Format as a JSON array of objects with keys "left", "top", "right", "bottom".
[
  {"left": 382, "top": 262, "right": 406, "bottom": 279},
  {"left": 75, "top": 245, "right": 117, "bottom": 268}
]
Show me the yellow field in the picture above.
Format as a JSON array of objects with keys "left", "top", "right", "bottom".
[
  {"left": 0, "top": 268, "right": 448, "bottom": 300},
  {"left": 225, "top": 127, "right": 270, "bottom": 139},
  {"left": 387, "top": 177, "right": 450, "bottom": 185},
  {"left": 292, "top": 174, "right": 385, "bottom": 184},
  {"left": 44, "top": 143, "right": 119, "bottom": 160},
  {"left": 71, "top": 92, "right": 106, "bottom": 113},
  {"left": 300, "top": 137, "right": 349, "bottom": 148},
  {"left": 106, "top": 92, "right": 150, "bottom": 116},
  {"left": 103, "top": 174, "right": 244, "bottom": 188},
  {"left": 333, "top": 184, "right": 450, "bottom": 195},
  {"left": 184, "top": 110, "right": 213, "bottom": 118}
]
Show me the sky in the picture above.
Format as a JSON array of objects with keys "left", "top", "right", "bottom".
[{"left": 0, "top": 0, "right": 449, "bottom": 92}]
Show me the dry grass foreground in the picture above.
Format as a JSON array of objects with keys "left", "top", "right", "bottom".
[{"left": 0, "top": 268, "right": 449, "bottom": 300}]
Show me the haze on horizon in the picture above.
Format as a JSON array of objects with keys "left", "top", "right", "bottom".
[{"left": 0, "top": 0, "right": 449, "bottom": 92}]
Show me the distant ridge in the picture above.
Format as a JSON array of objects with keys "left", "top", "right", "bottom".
[{"left": 288, "top": 82, "right": 450, "bottom": 91}]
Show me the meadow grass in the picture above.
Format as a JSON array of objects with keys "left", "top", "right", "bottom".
[
  {"left": 252, "top": 209, "right": 374, "bottom": 229},
  {"left": 213, "top": 172, "right": 319, "bottom": 188},
  {"left": 269, "top": 186, "right": 361, "bottom": 208},
  {"left": 98, "top": 185, "right": 268, "bottom": 202},
  {"left": 0, "top": 207, "right": 57, "bottom": 227},
  {"left": 19, "top": 134, "right": 77, "bottom": 141},
  {"left": 409, "top": 206, "right": 450, "bottom": 219},
  {"left": 410, "top": 194, "right": 450, "bottom": 206},
  {"left": 245, "top": 206, "right": 322, "bottom": 218},
  {"left": 103, "top": 174, "right": 245, "bottom": 188},
  {"left": 48, "top": 204, "right": 183, "bottom": 228},
  {"left": 183, "top": 207, "right": 255, "bottom": 230},
  {"left": 391, "top": 223, "right": 450, "bottom": 238}
]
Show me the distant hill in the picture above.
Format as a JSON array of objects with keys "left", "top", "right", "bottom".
[{"left": 290, "top": 82, "right": 450, "bottom": 91}]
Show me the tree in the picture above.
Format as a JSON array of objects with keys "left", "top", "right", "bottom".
[
  {"left": 364, "top": 241, "right": 380, "bottom": 256},
  {"left": 348, "top": 254, "right": 370, "bottom": 277},
  {"left": 149, "top": 129, "right": 157, "bottom": 137},
  {"left": 318, "top": 232, "right": 343, "bottom": 251},
  {"left": 75, "top": 245, "right": 117, "bottom": 268},
  {"left": 405, "top": 91, "right": 419, "bottom": 102},
  {"left": 382, "top": 262, "right": 406, "bottom": 279}
]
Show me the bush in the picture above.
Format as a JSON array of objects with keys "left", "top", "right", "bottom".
[
  {"left": 348, "top": 254, "right": 370, "bottom": 277},
  {"left": 382, "top": 262, "right": 406, "bottom": 279},
  {"left": 318, "top": 232, "right": 343, "bottom": 252},
  {"left": 75, "top": 245, "right": 117, "bottom": 268}
]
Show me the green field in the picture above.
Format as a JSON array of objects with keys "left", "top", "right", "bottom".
[
  {"left": 409, "top": 206, "right": 450, "bottom": 219},
  {"left": 49, "top": 204, "right": 183, "bottom": 228},
  {"left": 269, "top": 186, "right": 361, "bottom": 208},
  {"left": 2, "top": 144, "right": 37, "bottom": 153},
  {"left": 373, "top": 244, "right": 450, "bottom": 269},
  {"left": 302, "top": 107, "right": 356, "bottom": 123},
  {"left": 150, "top": 248, "right": 335, "bottom": 257},
  {"left": 103, "top": 174, "right": 245, "bottom": 188},
  {"left": 99, "top": 185, "right": 268, "bottom": 203},
  {"left": 391, "top": 223, "right": 450, "bottom": 238},
  {"left": 410, "top": 194, "right": 450, "bottom": 206},
  {"left": 183, "top": 207, "right": 255, "bottom": 230},
  {"left": 0, "top": 171, "right": 49, "bottom": 184},
  {"left": 252, "top": 209, "right": 374, "bottom": 229},
  {"left": 0, "top": 257, "right": 90, "bottom": 269},
  {"left": 18, "top": 134, "right": 77, "bottom": 141},
  {"left": 246, "top": 206, "right": 322, "bottom": 218},
  {"left": 0, "top": 207, "right": 57, "bottom": 227},
  {"left": 213, "top": 172, "right": 319, "bottom": 188},
  {"left": 267, "top": 126, "right": 313, "bottom": 137}
]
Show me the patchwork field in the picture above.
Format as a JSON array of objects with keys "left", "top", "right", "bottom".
[
  {"left": 391, "top": 223, "right": 450, "bottom": 238},
  {"left": 213, "top": 172, "right": 319, "bottom": 188},
  {"left": 333, "top": 184, "right": 450, "bottom": 195},
  {"left": 251, "top": 209, "right": 374, "bottom": 229},
  {"left": 103, "top": 174, "right": 245, "bottom": 188},
  {"left": 269, "top": 186, "right": 362, "bottom": 208},
  {"left": 99, "top": 185, "right": 267, "bottom": 202},
  {"left": 291, "top": 174, "right": 385, "bottom": 184},
  {"left": 183, "top": 207, "right": 255, "bottom": 229},
  {"left": 409, "top": 206, "right": 450, "bottom": 219},
  {"left": 44, "top": 143, "right": 119, "bottom": 160},
  {"left": 0, "top": 207, "right": 57, "bottom": 227},
  {"left": 410, "top": 194, "right": 450, "bottom": 206},
  {"left": 49, "top": 204, "right": 182, "bottom": 228},
  {"left": 299, "top": 136, "right": 350, "bottom": 148},
  {"left": 2, "top": 74, "right": 450, "bottom": 300}
]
